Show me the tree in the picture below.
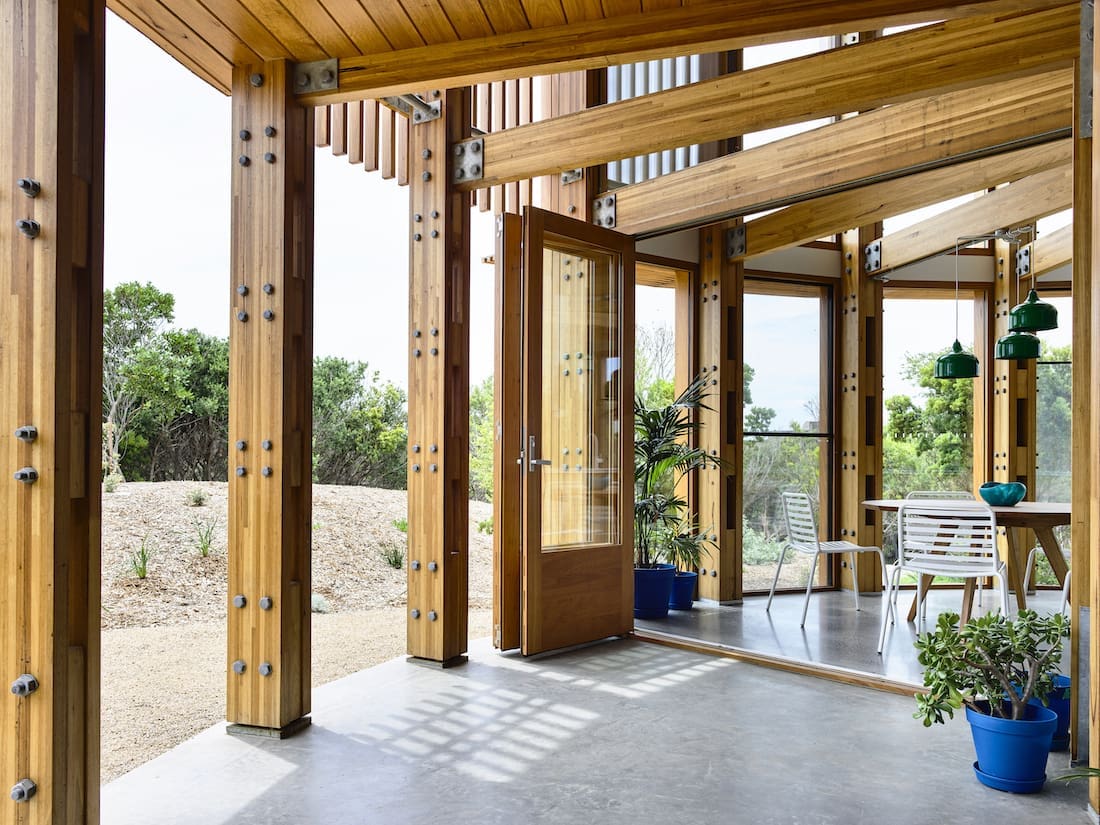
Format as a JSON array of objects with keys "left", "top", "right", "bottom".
[
  {"left": 1036, "top": 343, "right": 1071, "bottom": 501},
  {"left": 102, "top": 282, "right": 176, "bottom": 480},
  {"left": 469, "top": 376, "right": 494, "bottom": 501},
  {"left": 312, "top": 357, "right": 407, "bottom": 487},
  {"left": 635, "top": 322, "right": 675, "bottom": 409}
]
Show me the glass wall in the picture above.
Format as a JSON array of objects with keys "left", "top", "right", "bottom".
[{"left": 741, "top": 279, "right": 832, "bottom": 592}]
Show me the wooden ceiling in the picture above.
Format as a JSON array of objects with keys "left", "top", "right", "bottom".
[{"left": 107, "top": 0, "right": 1070, "bottom": 96}]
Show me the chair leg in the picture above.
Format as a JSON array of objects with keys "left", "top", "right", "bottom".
[
  {"left": 849, "top": 552, "right": 861, "bottom": 612},
  {"left": 800, "top": 553, "right": 820, "bottom": 628},
  {"left": 765, "top": 547, "right": 788, "bottom": 612},
  {"left": 876, "top": 550, "right": 892, "bottom": 624},
  {"left": 916, "top": 574, "right": 926, "bottom": 634},
  {"left": 1061, "top": 574, "right": 1070, "bottom": 615},
  {"left": 877, "top": 567, "right": 900, "bottom": 654},
  {"left": 996, "top": 573, "right": 1009, "bottom": 617}
]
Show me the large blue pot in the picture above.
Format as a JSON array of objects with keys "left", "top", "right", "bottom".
[
  {"left": 966, "top": 701, "right": 1056, "bottom": 793},
  {"left": 634, "top": 564, "right": 675, "bottom": 619},
  {"left": 1046, "top": 675, "right": 1072, "bottom": 751},
  {"left": 669, "top": 571, "right": 698, "bottom": 611}
]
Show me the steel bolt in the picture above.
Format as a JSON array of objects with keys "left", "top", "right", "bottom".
[
  {"left": 238, "top": 156, "right": 250, "bottom": 167},
  {"left": 422, "top": 171, "right": 431, "bottom": 181},
  {"left": 236, "top": 440, "right": 247, "bottom": 451},
  {"left": 14, "top": 426, "right": 37, "bottom": 442},
  {"left": 236, "top": 466, "right": 246, "bottom": 477},
  {"left": 413, "top": 348, "right": 421, "bottom": 357},
  {"left": 263, "top": 309, "right": 275, "bottom": 321},
  {"left": 428, "top": 611, "right": 438, "bottom": 621},
  {"left": 259, "top": 662, "right": 273, "bottom": 677},
  {"left": 10, "top": 779, "right": 36, "bottom": 802},
  {"left": 430, "top": 347, "right": 438, "bottom": 356},
  {"left": 249, "top": 73, "right": 264, "bottom": 87},
  {"left": 429, "top": 444, "right": 437, "bottom": 453},
  {"left": 13, "top": 467, "right": 38, "bottom": 484},
  {"left": 239, "top": 129, "right": 251, "bottom": 141},
  {"left": 237, "top": 284, "right": 249, "bottom": 296},
  {"left": 264, "top": 152, "right": 275, "bottom": 163},
  {"left": 430, "top": 464, "right": 437, "bottom": 472},
  {"left": 430, "top": 328, "right": 438, "bottom": 336},
  {"left": 10, "top": 674, "right": 39, "bottom": 696},
  {"left": 431, "top": 211, "right": 439, "bottom": 219},
  {"left": 261, "top": 466, "right": 272, "bottom": 477},
  {"left": 422, "top": 149, "right": 431, "bottom": 159},
  {"left": 233, "top": 594, "right": 247, "bottom": 608},
  {"left": 16, "top": 178, "right": 40, "bottom": 197},
  {"left": 412, "top": 464, "right": 420, "bottom": 472},
  {"left": 262, "top": 440, "right": 272, "bottom": 451},
  {"left": 427, "top": 561, "right": 438, "bottom": 572},
  {"left": 237, "top": 311, "right": 248, "bottom": 322},
  {"left": 264, "top": 126, "right": 276, "bottom": 137},
  {"left": 262, "top": 283, "right": 274, "bottom": 294},
  {"left": 412, "top": 444, "right": 421, "bottom": 453},
  {"left": 411, "top": 560, "right": 421, "bottom": 570},
  {"left": 17, "top": 219, "right": 40, "bottom": 238},
  {"left": 232, "top": 659, "right": 246, "bottom": 674},
  {"left": 413, "top": 213, "right": 422, "bottom": 222},
  {"left": 259, "top": 596, "right": 273, "bottom": 611},
  {"left": 411, "top": 608, "right": 421, "bottom": 619}
]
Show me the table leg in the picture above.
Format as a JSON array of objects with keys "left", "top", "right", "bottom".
[
  {"left": 1034, "top": 527, "right": 1069, "bottom": 587},
  {"left": 906, "top": 574, "right": 934, "bottom": 623},
  {"left": 960, "top": 579, "right": 977, "bottom": 624},
  {"left": 1004, "top": 527, "right": 1027, "bottom": 612}
]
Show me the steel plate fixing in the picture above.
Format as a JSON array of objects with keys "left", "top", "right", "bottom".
[
  {"left": 13, "top": 426, "right": 37, "bottom": 442},
  {"left": 16, "top": 178, "right": 40, "bottom": 197},
  {"left": 13, "top": 467, "right": 38, "bottom": 484},
  {"left": 17, "top": 219, "right": 40, "bottom": 238}
]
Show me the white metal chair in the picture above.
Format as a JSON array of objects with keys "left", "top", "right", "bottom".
[
  {"left": 878, "top": 500, "right": 1008, "bottom": 654},
  {"left": 767, "top": 492, "right": 887, "bottom": 628},
  {"left": 1023, "top": 546, "right": 1070, "bottom": 615},
  {"left": 903, "top": 491, "right": 980, "bottom": 603}
]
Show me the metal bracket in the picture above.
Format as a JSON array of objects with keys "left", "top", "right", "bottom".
[
  {"left": 292, "top": 59, "right": 338, "bottom": 94},
  {"left": 592, "top": 194, "right": 616, "bottom": 228},
  {"left": 864, "top": 240, "right": 882, "bottom": 273},
  {"left": 382, "top": 95, "right": 441, "bottom": 124},
  {"left": 560, "top": 168, "right": 584, "bottom": 185},
  {"left": 842, "top": 32, "right": 859, "bottom": 46},
  {"left": 1081, "top": 0, "right": 1094, "bottom": 138},
  {"left": 726, "top": 225, "right": 746, "bottom": 259},
  {"left": 452, "top": 138, "right": 484, "bottom": 183},
  {"left": 1015, "top": 245, "right": 1032, "bottom": 278}
]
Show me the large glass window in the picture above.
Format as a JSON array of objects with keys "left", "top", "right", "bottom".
[
  {"left": 1034, "top": 294, "right": 1072, "bottom": 585},
  {"left": 741, "top": 279, "right": 833, "bottom": 592}
]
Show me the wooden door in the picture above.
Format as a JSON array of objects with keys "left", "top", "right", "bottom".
[{"left": 519, "top": 207, "right": 634, "bottom": 655}]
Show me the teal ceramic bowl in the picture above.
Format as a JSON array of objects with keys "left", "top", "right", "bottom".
[{"left": 979, "top": 481, "right": 1026, "bottom": 507}]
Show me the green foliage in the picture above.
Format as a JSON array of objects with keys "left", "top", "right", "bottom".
[
  {"left": 380, "top": 541, "right": 405, "bottom": 569},
  {"left": 477, "top": 517, "right": 494, "bottom": 535},
  {"left": 741, "top": 522, "right": 784, "bottom": 566},
  {"left": 914, "top": 610, "right": 1067, "bottom": 726},
  {"left": 186, "top": 488, "right": 209, "bottom": 507},
  {"left": 469, "top": 375, "right": 494, "bottom": 501},
  {"left": 312, "top": 357, "right": 407, "bottom": 488},
  {"left": 635, "top": 323, "right": 675, "bottom": 410},
  {"left": 392, "top": 518, "right": 408, "bottom": 533},
  {"left": 194, "top": 516, "right": 218, "bottom": 558},
  {"left": 1036, "top": 343, "right": 1071, "bottom": 502},
  {"left": 128, "top": 536, "right": 155, "bottom": 579},
  {"left": 634, "top": 375, "right": 720, "bottom": 568},
  {"left": 103, "top": 473, "right": 123, "bottom": 493}
]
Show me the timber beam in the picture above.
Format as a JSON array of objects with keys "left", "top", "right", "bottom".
[
  {"left": 875, "top": 164, "right": 1072, "bottom": 273},
  {"left": 452, "top": 5, "right": 1077, "bottom": 192},
  {"left": 608, "top": 70, "right": 1071, "bottom": 237},
  {"left": 1024, "top": 224, "right": 1073, "bottom": 280},
  {"left": 0, "top": 0, "right": 105, "bottom": 815},
  {"left": 292, "top": 1, "right": 1068, "bottom": 106},
  {"left": 227, "top": 61, "right": 314, "bottom": 735},
  {"left": 732, "top": 139, "right": 1071, "bottom": 261}
]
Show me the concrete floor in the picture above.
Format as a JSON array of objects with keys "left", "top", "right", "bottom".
[
  {"left": 637, "top": 588, "right": 1072, "bottom": 687},
  {"left": 103, "top": 634, "right": 1088, "bottom": 825}
]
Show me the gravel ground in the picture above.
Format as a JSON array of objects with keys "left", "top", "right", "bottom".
[{"left": 101, "top": 481, "right": 493, "bottom": 782}]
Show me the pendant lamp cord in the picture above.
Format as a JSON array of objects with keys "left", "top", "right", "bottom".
[{"left": 954, "top": 238, "right": 960, "bottom": 343}]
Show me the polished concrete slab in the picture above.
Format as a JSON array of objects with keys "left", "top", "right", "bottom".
[
  {"left": 637, "top": 589, "right": 1072, "bottom": 687},
  {"left": 103, "top": 636, "right": 1088, "bottom": 825}
]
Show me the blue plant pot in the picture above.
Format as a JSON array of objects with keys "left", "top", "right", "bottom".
[
  {"left": 634, "top": 564, "right": 675, "bottom": 619},
  {"left": 966, "top": 702, "right": 1056, "bottom": 793},
  {"left": 1045, "top": 675, "right": 1072, "bottom": 751},
  {"left": 978, "top": 481, "right": 1026, "bottom": 507},
  {"left": 669, "top": 571, "right": 698, "bottom": 611}
]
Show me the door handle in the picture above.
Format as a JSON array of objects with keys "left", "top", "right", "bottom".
[{"left": 530, "top": 458, "right": 552, "bottom": 468}]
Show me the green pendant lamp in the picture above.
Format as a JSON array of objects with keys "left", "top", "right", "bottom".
[
  {"left": 1008, "top": 288, "right": 1058, "bottom": 332},
  {"left": 934, "top": 238, "right": 980, "bottom": 379},
  {"left": 995, "top": 330, "right": 1041, "bottom": 360}
]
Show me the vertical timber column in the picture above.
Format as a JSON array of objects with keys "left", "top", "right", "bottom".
[
  {"left": 1071, "top": 52, "right": 1092, "bottom": 765},
  {"left": 838, "top": 229, "right": 884, "bottom": 592},
  {"left": 0, "top": 0, "right": 104, "bottom": 821},
  {"left": 407, "top": 89, "right": 471, "bottom": 663},
  {"left": 227, "top": 62, "right": 314, "bottom": 735},
  {"left": 696, "top": 223, "right": 742, "bottom": 602},
  {"left": 991, "top": 237, "right": 1037, "bottom": 606},
  {"left": 1089, "top": 5, "right": 1100, "bottom": 806}
]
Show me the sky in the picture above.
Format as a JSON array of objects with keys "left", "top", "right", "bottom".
[
  {"left": 104, "top": 13, "right": 497, "bottom": 391},
  {"left": 105, "top": 14, "right": 1073, "bottom": 426}
]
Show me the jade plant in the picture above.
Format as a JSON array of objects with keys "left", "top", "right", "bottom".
[
  {"left": 914, "top": 609, "right": 1068, "bottom": 726},
  {"left": 633, "top": 375, "right": 721, "bottom": 569}
]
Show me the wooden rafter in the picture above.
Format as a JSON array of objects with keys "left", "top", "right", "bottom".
[
  {"left": 610, "top": 69, "right": 1072, "bottom": 236},
  {"left": 733, "top": 139, "right": 1070, "bottom": 260},
  {"left": 290, "top": 0, "right": 1069, "bottom": 105},
  {"left": 1028, "top": 223, "right": 1073, "bottom": 278},
  {"left": 455, "top": 5, "right": 1076, "bottom": 191},
  {"left": 878, "top": 165, "right": 1072, "bottom": 272}
]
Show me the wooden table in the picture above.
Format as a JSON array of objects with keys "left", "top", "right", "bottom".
[{"left": 862, "top": 499, "right": 1070, "bottom": 621}]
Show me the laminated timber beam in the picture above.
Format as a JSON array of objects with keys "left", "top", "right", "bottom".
[
  {"left": 455, "top": 5, "right": 1077, "bottom": 192},
  {"left": 407, "top": 90, "right": 471, "bottom": 664},
  {"left": 293, "top": 0, "right": 1071, "bottom": 106},
  {"left": 876, "top": 164, "right": 1072, "bottom": 273},
  {"left": 227, "top": 61, "right": 314, "bottom": 736},
  {"left": 608, "top": 70, "right": 1072, "bottom": 237},
  {"left": 731, "top": 139, "right": 1071, "bottom": 261},
  {"left": 0, "top": 0, "right": 105, "bottom": 819},
  {"left": 1024, "top": 223, "right": 1073, "bottom": 279}
]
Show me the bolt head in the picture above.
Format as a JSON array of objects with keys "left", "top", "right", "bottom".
[
  {"left": 239, "top": 129, "right": 251, "bottom": 141},
  {"left": 233, "top": 660, "right": 246, "bottom": 674},
  {"left": 264, "top": 126, "right": 276, "bottom": 137},
  {"left": 264, "top": 152, "right": 275, "bottom": 163}
]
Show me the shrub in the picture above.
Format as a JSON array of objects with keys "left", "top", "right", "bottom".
[
  {"left": 103, "top": 473, "right": 123, "bottom": 493},
  {"left": 194, "top": 516, "right": 218, "bottom": 558},
  {"left": 477, "top": 517, "right": 493, "bottom": 535},
  {"left": 128, "top": 536, "right": 154, "bottom": 579},
  {"left": 392, "top": 518, "right": 408, "bottom": 533},
  {"left": 186, "top": 488, "right": 208, "bottom": 507},
  {"left": 380, "top": 541, "right": 405, "bottom": 570}
]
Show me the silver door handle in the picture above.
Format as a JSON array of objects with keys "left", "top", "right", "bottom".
[{"left": 530, "top": 459, "right": 552, "bottom": 468}]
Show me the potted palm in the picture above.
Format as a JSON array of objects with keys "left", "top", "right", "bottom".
[
  {"left": 633, "top": 376, "right": 720, "bottom": 617},
  {"left": 914, "top": 609, "right": 1068, "bottom": 793}
]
